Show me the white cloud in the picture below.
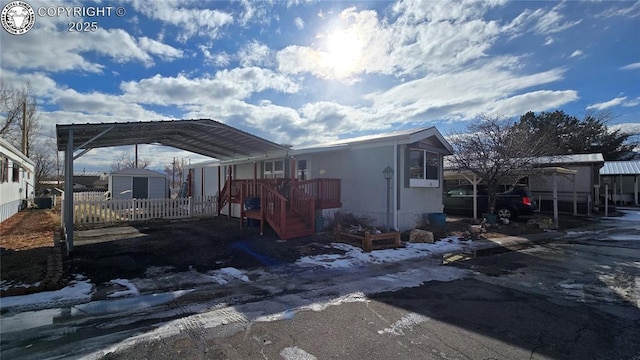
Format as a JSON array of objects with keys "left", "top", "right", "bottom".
[
  {"left": 599, "top": 1, "right": 640, "bottom": 18},
  {"left": 127, "top": 0, "right": 234, "bottom": 42},
  {"left": 294, "top": 17, "right": 305, "bottom": 29},
  {"left": 137, "top": 37, "right": 184, "bottom": 61},
  {"left": 120, "top": 68, "right": 300, "bottom": 106},
  {"left": 487, "top": 90, "right": 579, "bottom": 117},
  {"left": 276, "top": 4, "right": 505, "bottom": 81},
  {"left": 620, "top": 62, "right": 640, "bottom": 71},
  {"left": 586, "top": 97, "right": 627, "bottom": 110},
  {"left": 510, "top": 3, "right": 582, "bottom": 35},
  {"left": 611, "top": 123, "right": 640, "bottom": 136},
  {"left": 363, "top": 62, "right": 570, "bottom": 122},
  {"left": 570, "top": 50, "right": 583, "bottom": 58},
  {"left": 238, "top": 41, "right": 274, "bottom": 68}
]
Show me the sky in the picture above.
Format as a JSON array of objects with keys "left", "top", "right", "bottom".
[{"left": 1, "top": 0, "right": 639, "bottom": 173}]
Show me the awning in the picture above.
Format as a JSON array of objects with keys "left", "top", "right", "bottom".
[{"left": 56, "top": 119, "right": 289, "bottom": 162}]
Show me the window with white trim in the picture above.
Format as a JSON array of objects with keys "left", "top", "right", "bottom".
[
  {"left": 409, "top": 149, "right": 440, "bottom": 187},
  {"left": 264, "top": 160, "right": 284, "bottom": 178}
]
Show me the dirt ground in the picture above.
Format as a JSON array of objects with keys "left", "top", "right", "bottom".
[
  {"left": 68, "top": 217, "right": 341, "bottom": 285},
  {"left": 1, "top": 209, "right": 593, "bottom": 298},
  {"left": 0, "top": 209, "right": 61, "bottom": 296}
]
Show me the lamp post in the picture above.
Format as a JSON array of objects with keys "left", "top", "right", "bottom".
[{"left": 383, "top": 165, "right": 394, "bottom": 232}]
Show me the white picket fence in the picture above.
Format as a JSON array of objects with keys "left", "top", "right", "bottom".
[
  {"left": 64, "top": 196, "right": 217, "bottom": 225},
  {"left": 73, "top": 191, "right": 109, "bottom": 201}
]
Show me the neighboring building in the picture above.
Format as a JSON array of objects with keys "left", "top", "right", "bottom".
[
  {"left": 0, "top": 137, "right": 35, "bottom": 223},
  {"left": 187, "top": 127, "right": 453, "bottom": 232},
  {"left": 108, "top": 168, "right": 169, "bottom": 199},
  {"left": 600, "top": 160, "right": 640, "bottom": 206},
  {"left": 444, "top": 153, "right": 605, "bottom": 215},
  {"left": 73, "top": 172, "right": 108, "bottom": 192},
  {"left": 527, "top": 154, "right": 605, "bottom": 214}
]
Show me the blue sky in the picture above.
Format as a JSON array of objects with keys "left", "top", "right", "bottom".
[{"left": 1, "top": 0, "right": 639, "bottom": 172}]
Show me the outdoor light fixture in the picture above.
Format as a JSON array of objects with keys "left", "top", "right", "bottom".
[
  {"left": 383, "top": 165, "right": 394, "bottom": 231},
  {"left": 383, "top": 165, "right": 393, "bottom": 180}
]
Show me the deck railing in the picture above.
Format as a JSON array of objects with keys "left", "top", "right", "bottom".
[
  {"left": 68, "top": 196, "right": 217, "bottom": 224},
  {"left": 296, "top": 178, "right": 341, "bottom": 208},
  {"left": 291, "top": 187, "right": 315, "bottom": 229},
  {"left": 262, "top": 184, "right": 287, "bottom": 236}
]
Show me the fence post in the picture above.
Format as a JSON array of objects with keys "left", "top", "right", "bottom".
[
  {"left": 364, "top": 231, "right": 372, "bottom": 252},
  {"left": 132, "top": 198, "right": 136, "bottom": 221},
  {"left": 188, "top": 197, "right": 192, "bottom": 218}
]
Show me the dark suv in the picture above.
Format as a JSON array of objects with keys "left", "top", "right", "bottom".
[{"left": 443, "top": 185, "right": 538, "bottom": 220}]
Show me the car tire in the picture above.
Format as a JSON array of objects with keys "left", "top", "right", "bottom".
[{"left": 496, "top": 207, "right": 516, "bottom": 220}]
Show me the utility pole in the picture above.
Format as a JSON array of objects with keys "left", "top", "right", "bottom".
[
  {"left": 172, "top": 157, "right": 176, "bottom": 191},
  {"left": 21, "top": 100, "right": 28, "bottom": 157}
]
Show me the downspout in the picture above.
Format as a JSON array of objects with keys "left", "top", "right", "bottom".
[{"left": 393, "top": 140, "right": 398, "bottom": 231}]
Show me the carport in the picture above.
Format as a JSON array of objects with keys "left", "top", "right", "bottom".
[
  {"left": 444, "top": 167, "right": 577, "bottom": 228},
  {"left": 57, "top": 119, "right": 289, "bottom": 253}
]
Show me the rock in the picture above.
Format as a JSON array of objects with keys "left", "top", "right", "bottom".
[
  {"left": 468, "top": 225, "right": 484, "bottom": 240},
  {"left": 527, "top": 217, "right": 555, "bottom": 230},
  {"left": 409, "top": 229, "right": 434, "bottom": 243}
]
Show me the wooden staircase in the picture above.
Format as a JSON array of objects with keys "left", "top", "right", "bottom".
[{"left": 221, "top": 178, "right": 341, "bottom": 240}]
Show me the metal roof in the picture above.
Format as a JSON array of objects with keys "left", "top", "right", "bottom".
[
  {"left": 533, "top": 153, "right": 605, "bottom": 165},
  {"left": 110, "top": 168, "right": 167, "bottom": 177},
  {"left": 292, "top": 127, "right": 454, "bottom": 155},
  {"left": 56, "top": 119, "right": 289, "bottom": 162},
  {"left": 600, "top": 160, "right": 640, "bottom": 175}
]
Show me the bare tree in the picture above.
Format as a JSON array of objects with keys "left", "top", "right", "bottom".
[
  {"left": 110, "top": 151, "right": 152, "bottom": 172},
  {"left": 0, "top": 80, "right": 39, "bottom": 155},
  {"left": 448, "top": 115, "right": 553, "bottom": 214},
  {"left": 1, "top": 79, "right": 55, "bottom": 191},
  {"left": 164, "top": 158, "right": 185, "bottom": 197}
]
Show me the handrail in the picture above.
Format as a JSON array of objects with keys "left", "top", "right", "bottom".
[
  {"left": 291, "top": 187, "right": 315, "bottom": 230},
  {"left": 262, "top": 184, "right": 288, "bottom": 237},
  {"left": 217, "top": 179, "right": 230, "bottom": 214},
  {"left": 296, "top": 178, "right": 341, "bottom": 208}
]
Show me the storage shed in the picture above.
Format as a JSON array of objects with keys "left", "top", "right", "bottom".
[{"left": 108, "top": 168, "right": 169, "bottom": 199}]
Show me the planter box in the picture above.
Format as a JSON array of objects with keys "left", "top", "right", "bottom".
[{"left": 334, "top": 224, "right": 402, "bottom": 252}]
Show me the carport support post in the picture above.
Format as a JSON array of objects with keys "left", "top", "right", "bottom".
[
  {"left": 552, "top": 172, "right": 559, "bottom": 229},
  {"left": 64, "top": 129, "right": 74, "bottom": 253},
  {"left": 573, "top": 173, "right": 577, "bottom": 216},
  {"left": 635, "top": 175, "right": 639, "bottom": 206}
]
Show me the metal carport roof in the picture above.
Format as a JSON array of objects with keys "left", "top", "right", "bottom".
[
  {"left": 56, "top": 119, "right": 289, "bottom": 162},
  {"left": 56, "top": 119, "right": 290, "bottom": 253}
]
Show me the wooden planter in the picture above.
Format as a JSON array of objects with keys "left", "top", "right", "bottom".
[{"left": 334, "top": 224, "right": 402, "bottom": 252}]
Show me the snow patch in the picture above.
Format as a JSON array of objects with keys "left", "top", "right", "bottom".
[
  {"left": 0, "top": 276, "right": 93, "bottom": 312},
  {"left": 108, "top": 279, "right": 140, "bottom": 298},
  {"left": 208, "top": 267, "right": 250, "bottom": 284},
  {"left": 296, "top": 239, "right": 470, "bottom": 269},
  {"left": 280, "top": 346, "right": 318, "bottom": 360}
]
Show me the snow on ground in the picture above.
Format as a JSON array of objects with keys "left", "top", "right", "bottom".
[
  {"left": 296, "top": 236, "right": 469, "bottom": 269},
  {"left": 208, "top": 267, "right": 251, "bottom": 284},
  {"left": 108, "top": 279, "right": 140, "bottom": 298},
  {"left": 0, "top": 276, "right": 93, "bottom": 312},
  {"left": 615, "top": 209, "right": 640, "bottom": 222},
  {"left": 2, "top": 237, "right": 473, "bottom": 314}
]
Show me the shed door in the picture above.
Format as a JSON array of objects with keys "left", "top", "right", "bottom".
[{"left": 132, "top": 177, "right": 148, "bottom": 199}]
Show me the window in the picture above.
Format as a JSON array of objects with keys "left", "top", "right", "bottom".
[
  {"left": 264, "top": 160, "right": 285, "bottom": 178},
  {"left": 297, "top": 160, "right": 307, "bottom": 180},
  {"left": 408, "top": 149, "right": 440, "bottom": 187},
  {"left": 12, "top": 163, "right": 20, "bottom": 182}
]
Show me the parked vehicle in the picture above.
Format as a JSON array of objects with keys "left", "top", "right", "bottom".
[{"left": 443, "top": 185, "right": 538, "bottom": 219}]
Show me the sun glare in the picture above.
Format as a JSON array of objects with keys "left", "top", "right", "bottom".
[{"left": 323, "top": 30, "right": 362, "bottom": 78}]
